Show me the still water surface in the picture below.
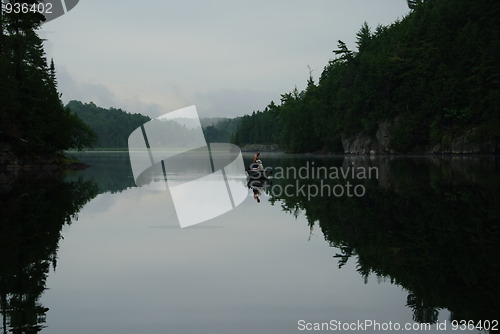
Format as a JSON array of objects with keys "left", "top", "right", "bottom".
[{"left": 1, "top": 152, "right": 498, "bottom": 333}]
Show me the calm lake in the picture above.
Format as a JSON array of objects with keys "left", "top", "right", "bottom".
[{"left": 1, "top": 152, "right": 498, "bottom": 333}]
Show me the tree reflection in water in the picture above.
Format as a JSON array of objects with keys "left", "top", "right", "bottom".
[
  {"left": 265, "top": 156, "right": 500, "bottom": 326},
  {"left": 0, "top": 172, "right": 98, "bottom": 333},
  {"left": 1, "top": 154, "right": 498, "bottom": 332}
]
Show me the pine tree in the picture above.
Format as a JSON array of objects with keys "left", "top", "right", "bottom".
[
  {"left": 356, "top": 22, "right": 372, "bottom": 53},
  {"left": 0, "top": 0, "right": 95, "bottom": 156}
]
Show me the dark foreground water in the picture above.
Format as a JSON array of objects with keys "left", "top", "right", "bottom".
[{"left": 1, "top": 152, "right": 498, "bottom": 333}]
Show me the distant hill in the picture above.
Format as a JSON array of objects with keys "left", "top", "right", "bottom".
[
  {"left": 67, "top": 101, "right": 151, "bottom": 149},
  {"left": 67, "top": 101, "right": 242, "bottom": 149}
]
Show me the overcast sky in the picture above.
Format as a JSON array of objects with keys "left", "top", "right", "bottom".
[{"left": 40, "top": 0, "right": 410, "bottom": 119}]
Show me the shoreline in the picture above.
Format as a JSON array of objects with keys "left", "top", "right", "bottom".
[
  {"left": 0, "top": 153, "right": 90, "bottom": 172},
  {"left": 66, "top": 148, "right": 500, "bottom": 157}
]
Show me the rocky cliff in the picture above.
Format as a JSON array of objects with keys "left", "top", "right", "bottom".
[{"left": 341, "top": 120, "right": 498, "bottom": 154}]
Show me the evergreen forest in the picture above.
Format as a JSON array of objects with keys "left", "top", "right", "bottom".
[
  {"left": 66, "top": 101, "right": 150, "bottom": 149},
  {"left": 232, "top": 0, "right": 499, "bottom": 153},
  {"left": 66, "top": 101, "right": 242, "bottom": 149},
  {"left": 2, "top": 0, "right": 498, "bottom": 156},
  {"left": 0, "top": 1, "right": 95, "bottom": 161},
  {"left": 201, "top": 117, "right": 242, "bottom": 144}
]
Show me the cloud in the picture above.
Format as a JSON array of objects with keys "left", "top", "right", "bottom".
[
  {"left": 56, "top": 65, "right": 280, "bottom": 118},
  {"left": 56, "top": 65, "right": 118, "bottom": 107},
  {"left": 56, "top": 66, "right": 174, "bottom": 118},
  {"left": 42, "top": 0, "right": 410, "bottom": 119}
]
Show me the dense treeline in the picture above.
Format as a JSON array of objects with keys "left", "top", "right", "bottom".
[
  {"left": 232, "top": 0, "right": 500, "bottom": 153},
  {"left": 201, "top": 117, "right": 242, "bottom": 143},
  {"left": 67, "top": 101, "right": 150, "bottom": 149},
  {"left": 68, "top": 101, "right": 243, "bottom": 149},
  {"left": 0, "top": 1, "right": 95, "bottom": 157},
  {"left": 232, "top": 106, "right": 282, "bottom": 146}
]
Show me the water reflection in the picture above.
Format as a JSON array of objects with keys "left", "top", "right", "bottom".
[
  {"left": 0, "top": 171, "right": 98, "bottom": 333},
  {"left": 247, "top": 179, "right": 272, "bottom": 204},
  {"left": 2, "top": 153, "right": 499, "bottom": 332},
  {"left": 263, "top": 154, "right": 500, "bottom": 326},
  {"left": 65, "top": 152, "right": 136, "bottom": 194}
]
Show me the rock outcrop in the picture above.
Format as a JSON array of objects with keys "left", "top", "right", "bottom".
[
  {"left": 341, "top": 120, "right": 498, "bottom": 154},
  {"left": 341, "top": 120, "right": 394, "bottom": 154}
]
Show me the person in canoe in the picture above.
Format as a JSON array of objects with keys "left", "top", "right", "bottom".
[
  {"left": 253, "top": 152, "right": 264, "bottom": 171},
  {"left": 253, "top": 152, "right": 260, "bottom": 163}
]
